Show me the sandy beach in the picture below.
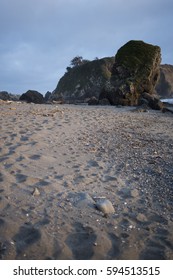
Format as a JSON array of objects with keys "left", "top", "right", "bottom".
[{"left": 0, "top": 101, "right": 173, "bottom": 260}]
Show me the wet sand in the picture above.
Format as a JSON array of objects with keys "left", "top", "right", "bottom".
[{"left": 0, "top": 101, "right": 173, "bottom": 260}]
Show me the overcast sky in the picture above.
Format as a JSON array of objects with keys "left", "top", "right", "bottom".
[{"left": 0, "top": 0, "right": 172, "bottom": 94}]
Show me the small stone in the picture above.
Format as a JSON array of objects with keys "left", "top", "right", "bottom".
[
  {"left": 32, "top": 188, "right": 40, "bottom": 196},
  {"left": 131, "top": 189, "right": 139, "bottom": 197},
  {"left": 95, "top": 198, "right": 115, "bottom": 214},
  {"left": 136, "top": 213, "right": 148, "bottom": 222}
]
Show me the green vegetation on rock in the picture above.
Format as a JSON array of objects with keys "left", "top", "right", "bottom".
[
  {"left": 100, "top": 40, "right": 162, "bottom": 107},
  {"left": 115, "top": 40, "right": 161, "bottom": 77},
  {"left": 52, "top": 57, "right": 114, "bottom": 101}
]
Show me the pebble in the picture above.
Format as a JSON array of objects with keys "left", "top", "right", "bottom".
[
  {"left": 136, "top": 213, "right": 148, "bottom": 222},
  {"left": 131, "top": 189, "right": 139, "bottom": 197},
  {"left": 32, "top": 188, "right": 40, "bottom": 196},
  {"left": 95, "top": 198, "right": 115, "bottom": 214}
]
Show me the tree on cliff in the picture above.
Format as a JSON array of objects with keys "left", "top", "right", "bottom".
[{"left": 70, "top": 56, "right": 90, "bottom": 67}]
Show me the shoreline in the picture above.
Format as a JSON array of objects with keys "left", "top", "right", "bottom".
[{"left": 0, "top": 102, "right": 173, "bottom": 260}]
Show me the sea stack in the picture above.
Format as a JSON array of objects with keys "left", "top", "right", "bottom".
[{"left": 99, "top": 40, "right": 161, "bottom": 107}]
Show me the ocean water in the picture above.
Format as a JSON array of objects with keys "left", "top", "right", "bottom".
[{"left": 160, "top": 98, "right": 173, "bottom": 105}]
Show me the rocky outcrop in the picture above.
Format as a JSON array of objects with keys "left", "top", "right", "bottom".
[
  {"left": 20, "top": 90, "right": 44, "bottom": 104},
  {"left": 99, "top": 40, "right": 161, "bottom": 108},
  {"left": 0, "top": 91, "right": 11, "bottom": 101},
  {"left": 44, "top": 91, "right": 52, "bottom": 102},
  {"left": 155, "top": 64, "right": 173, "bottom": 98},
  {"left": 49, "top": 40, "right": 172, "bottom": 109},
  {"left": 50, "top": 57, "right": 114, "bottom": 103},
  {"left": 0, "top": 91, "right": 20, "bottom": 101}
]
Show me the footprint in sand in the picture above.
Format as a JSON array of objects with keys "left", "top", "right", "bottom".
[
  {"left": 66, "top": 222, "right": 96, "bottom": 259},
  {"left": 29, "top": 155, "right": 41, "bottom": 160},
  {"left": 108, "top": 233, "right": 121, "bottom": 258},
  {"left": 0, "top": 218, "right": 5, "bottom": 227},
  {"left": 13, "top": 223, "right": 41, "bottom": 255},
  {"left": 140, "top": 239, "right": 166, "bottom": 260},
  {"left": 0, "top": 172, "right": 3, "bottom": 182},
  {"left": 15, "top": 173, "right": 28, "bottom": 183},
  {"left": 20, "top": 136, "right": 30, "bottom": 142},
  {"left": 16, "top": 155, "right": 26, "bottom": 162},
  {"left": 87, "top": 160, "right": 100, "bottom": 168}
]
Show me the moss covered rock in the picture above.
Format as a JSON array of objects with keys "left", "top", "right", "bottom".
[{"left": 99, "top": 40, "right": 161, "bottom": 107}]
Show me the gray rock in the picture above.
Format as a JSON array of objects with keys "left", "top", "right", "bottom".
[
  {"left": 136, "top": 213, "right": 148, "bottom": 223},
  {"left": 67, "top": 192, "right": 95, "bottom": 209},
  {"left": 45, "top": 91, "right": 52, "bottom": 102},
  {"left": 94, "top": 198, "right": 115, "bottom": 214},
  {"left": 155, "top": 64, "right": 173, "bottom": 99},
  {"left": 32, "top": 187, "right": 40, "bottom": 196}
]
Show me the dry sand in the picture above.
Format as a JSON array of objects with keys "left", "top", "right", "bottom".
[{"left": 0, "top": 101, "right": 173, "bottom": 260}]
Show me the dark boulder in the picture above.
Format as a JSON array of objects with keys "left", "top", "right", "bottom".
[
  {"left": 99, "top": 40, "right": 161, "bottom": 108},
  {"left": 140, "top": 92, "right": 164, "bottom": 110},
  {"left": 0, "top": 91, "right": 11, "bottom": 101},
  {"left": 88, "top": 96, "right": 99, "bottom": 105},
  {"left": 20, "top": 90, "right": 44, "bottom": 104},
  {"left": 99, "top": 98, "right": 111, "bottom": 105}
]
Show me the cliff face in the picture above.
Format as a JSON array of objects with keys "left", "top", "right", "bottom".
[
  {"left": 155, "top": 64, "right": 173, "bottom": 98},
  {"left": 50, "top": 57, "right": 114, "bottom": 102},
  {"left": 99, "top": 40, "right": 161, "bottom": 106}
]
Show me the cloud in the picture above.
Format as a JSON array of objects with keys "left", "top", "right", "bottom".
[{"left": 0, "top": 0, "right": 173, "bottom": 94}]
